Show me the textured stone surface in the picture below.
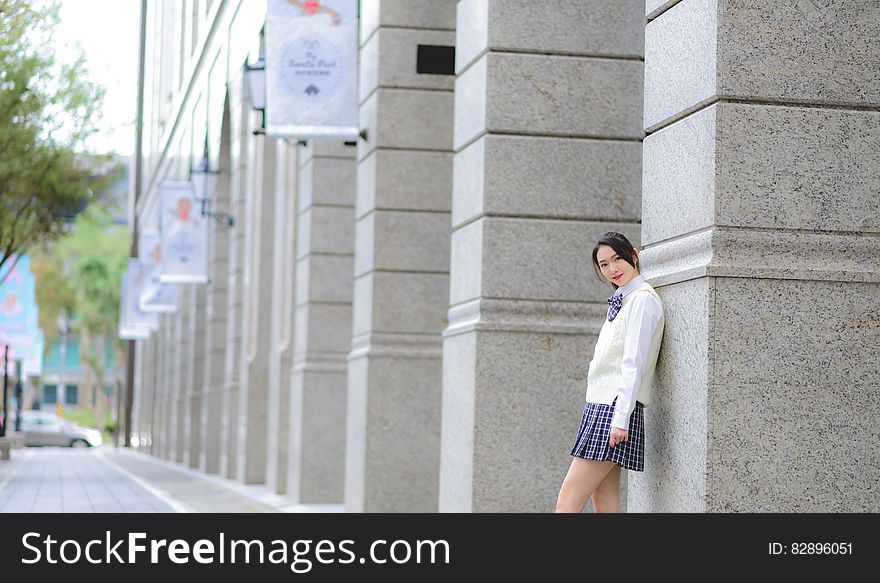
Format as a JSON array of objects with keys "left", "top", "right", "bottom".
[
  {"left": 437, "top": 332, "right": 475, "bottom": 512},
  {"left": 715, "top": 104, "right": 880, "bottom": 233},
  {"left": 440, "top": 327, "right": 593, "bottom": 512},
  {"left": 457, "top": 0, "right": 645, "bottom": 73},
  {"left": 644, "top": 104, "right": 880, "bottom": 245},
  {"left": 354, "top": 210, "right": 450, "bottom": 275},
  {"left": 236, "top": 137, "right": 276, "bottom": 485},
  {"left": 295, "top": 304, "right": 354, "bottom": 354},
  {"left": 643, "top": 224, "right": 880, "bottom": 289},
  {"left": 266, "top": 143, "right": 297, "bottom": 494},
  {"left": 297, "top": 207, "right": 356, "bottom": 256},
  {"left": 352, "top": 272, "right": 449, "bottom": 335},
  {"left": 454, "top": 135, "right": 642, "bottom": 227},
  {"left": 359, "top": 88, "right": 455, "bottom": 157},
  {"left": 361, "top": 0, "right": 456, "bottom": 42},
  {"left": 642, "top": 105, "right": 717, "bottom": 245},
  {"left": 343, "top": 356, "right": 368, "bottom": 512},
  {"left": 454, "top": 0, "right": 488, "bottom": 74},
  {"left": 298, "top": 158, "right": 357, "bottom": 210},
  {"left": 348, "top": 354, "right": 443, "bottom": 512},
  {"left": 456, "top": 53, "right": 644, "bottom": 149},
  {"left": 628, "top": 277, "right": 710, "bottom": 512},
  {"left": 291, "top": 368, "right": 348, "bottom": 503},
  {"left": 360, "top": 28, "right": 456, "bottom": 100},
  {"left": 719, "top": 1, "right": 880, "bottom": 108},
  {"left": 487, "top": 0, "right": 645, "bottom": 59},
  {"left": 714, "top": 279, "right": 880, "bottom": 393},
  {"left": 300, "top": 140, "right": 355, "bottom": 162},
  {"left": 450, "top": 218, "right": 641, "bottom": 305},
  {"left": 356, "top": 150, "right": 453, "bottom": 219},
  {"left": 704, "top": 279, "right": 880, "bottom": 511},
  {"left": 296, "top": 255, "right": 354, "bottom": 304},
  {"left": 647, "top": 0, "right": 682, "bottom": 19},
  {"left": 644, "top": 0, "right": 718, "bottom": 131},
  {"left": 646, "top": 0, "right": 880, "bottom": 131}
]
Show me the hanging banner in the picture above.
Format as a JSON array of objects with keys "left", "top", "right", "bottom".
[
  {"left": 139, "top": 229, "right": 180, "bottom": 313},
  {"left": 266, "top": 0, "right": 358, "bottom": 138},
  {"left": 0, "top": 301, "right": 40, "bottom": 376},
  {"left": 119, "top": 260, "right": 159, "bottom": 339},
  {"left": 159, "top": 180, "right": 209, "bottom": 284},
  {"left": 0, "top": 260, "right": 36, "bottom": 336},
  {"left": 21, "top": 330, "right": 43, "bottom": 376}
]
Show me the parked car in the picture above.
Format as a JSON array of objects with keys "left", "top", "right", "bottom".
[{"left": 16, "top": 411, "right": 103, "bottom": 448}]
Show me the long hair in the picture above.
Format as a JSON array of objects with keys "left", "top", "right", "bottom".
[{"left": 591, "top": 232, "right": 638, "bottom": 290}]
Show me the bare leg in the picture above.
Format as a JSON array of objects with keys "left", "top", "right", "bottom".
[
  {"left": 555, "top": 458, "right": 616, "bottom": 513},
  {"left": 591, "top": 463, "right": 621, "bottom": 513}
]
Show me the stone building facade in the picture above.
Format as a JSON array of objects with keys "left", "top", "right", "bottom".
[{"left": 131, "top": 0, "right": 880, "bottom": 512}]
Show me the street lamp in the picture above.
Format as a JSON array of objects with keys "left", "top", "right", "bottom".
[
  {"left": 189, "top": 146, "right": 233, "bottom": 227},
  {"left": 13, "top": 360, "right": 22, "bottom": 432},
  {"left": 244, "top": 57, "right": 266, "bottom": 135}
]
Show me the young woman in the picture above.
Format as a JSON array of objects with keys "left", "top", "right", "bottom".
[{"left": 555, "top": 232, "right": 665, "bottom": 513}]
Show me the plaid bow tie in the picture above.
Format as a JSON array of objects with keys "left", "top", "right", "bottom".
[{"left": 607, "top": 293, "right": 623, "bottom": 321}]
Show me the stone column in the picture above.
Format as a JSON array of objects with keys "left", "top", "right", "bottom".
[
  {"left": 636, "top": 0, "right": 880, "bottom": 512},
  {"left": 162, "top": 313, "right": 178, "bottom": 460},
  {"left": 187, "top": 285, "right": 206, "bottom": 468},
  {"left": 345, "top": 0, "right": 455, "bottom": 512},
  {"left": 200, "top": 108, "right": 233, "bottom": 474},
  {"left": 174, "top": 285, "right": 190, "bottom": 464},
  {"left": 236, "top": 133, "right": 277, "bottom": 485},
  {"left": 287, "top": 141, "right": 355, "bottom": 504},
  {"left": 133, "top": 338, "right": 146, "bottom": 447},
  {"left": 265, "top": 141, "right": 298, "bottom": 495},
  {"left": 151, "top": 318, "right": 166, "bottom": 457},
  {"left": 439, "top": 0, "right": 645, "bottom": 512},
  {"left": 220, "top": 77, "right": 250, "bottom": 479}
]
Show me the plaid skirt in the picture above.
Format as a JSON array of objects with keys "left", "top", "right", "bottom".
[{"left": 569, "top": 399, "right": 645, "bottom": 471}]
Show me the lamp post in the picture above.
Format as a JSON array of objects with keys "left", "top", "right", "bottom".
[
  {"left": 190, "top": 143, "right": 233, "bottom": 227},
  {"left": 57, "top": 308, "right": 69, "bottom": 416},
  {"left": 13, "top": 359, "right": 22, "bottom": 432},
  {"left": 1, "top": 344, "right": 8, "bottom": 437},
  {"left": 244, "top": 57, "right": 266, "bottom": 135}
]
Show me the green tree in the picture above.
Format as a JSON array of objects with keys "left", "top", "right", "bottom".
[
  {"left": 0, "top": 0, "right": 113, "bottom": 283},
  {"left": 53, "top": 205, "right": 129, "bottom": 423}
]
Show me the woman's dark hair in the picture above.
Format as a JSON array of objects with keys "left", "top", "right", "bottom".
[{"left": 592, "top": 231, "right": 638, "bottom": 289}]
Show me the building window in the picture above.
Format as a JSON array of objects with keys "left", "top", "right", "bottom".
[
  {"left": 43, "top": 385, "right": 57, "bottom": 404},
  {"left": 64, "top": 385, "right": 78, "bottom": 405}
]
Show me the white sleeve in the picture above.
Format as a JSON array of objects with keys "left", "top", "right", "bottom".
[{"left": 611, "top": 293, "right": 663, "bottom": 430}]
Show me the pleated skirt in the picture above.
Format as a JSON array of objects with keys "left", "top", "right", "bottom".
[{"left": 569, "top": 399, "right": 645, "bottom": 471}]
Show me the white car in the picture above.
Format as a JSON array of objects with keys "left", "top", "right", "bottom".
[{"left": 16, "top": 411, "right": 104, "bottom": 448}]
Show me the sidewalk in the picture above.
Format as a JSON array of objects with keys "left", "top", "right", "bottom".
[{"left": 0, "top": 445, "right": 344, "bottom": 513}]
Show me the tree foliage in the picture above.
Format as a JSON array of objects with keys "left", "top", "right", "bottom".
[
  {"left": 53, "top": 204, "right": 130, "bottom": 340},
  {"left": 32, "top": 203, "right": 129, "bottom": 413},
  {"left": 0, "top": 0, "right": 115, "bottom": 282}
]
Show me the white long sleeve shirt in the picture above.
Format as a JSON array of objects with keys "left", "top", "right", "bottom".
[{"left": 584, "top": 275, "right": 665, "bottom": 429}]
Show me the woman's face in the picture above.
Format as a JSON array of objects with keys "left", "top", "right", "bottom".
[{"left": 596, "top": 245, "right": 638, "bottom": 287}]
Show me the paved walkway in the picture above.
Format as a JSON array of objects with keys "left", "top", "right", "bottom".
[{"left": 0, "top": 445, "right": 344, "bottom": 513}]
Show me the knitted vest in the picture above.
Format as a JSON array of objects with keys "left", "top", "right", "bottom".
[{"left": 584, "top": 282, "right": 664, "bottom": 406}]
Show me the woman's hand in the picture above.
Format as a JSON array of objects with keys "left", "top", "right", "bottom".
[{"left": 609, "top": 427, "right": 629, "bottom": 448}]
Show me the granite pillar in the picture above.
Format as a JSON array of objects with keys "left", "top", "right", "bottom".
[
  {"left": 200, "top": 102, "right": 233, "bottom": 475},
  {"left": 265, "top": 141, "right": 298, "bottom": 495},
  {"left": 439, "top": 0, "right": 645, "bottom": 512},
  {"left": 635, "top": 0, "right": 880, "bottom": 512},
  {"left": 175, "top": 286, "right": 191, "bottom": 464},
  {"left": 220, "top": 77, "right": 250, "bottom": 480},
  {"left": 345, "top": 0, "right": 456, "bottom": 512},
  {"left": 236, "top": 131, "right": 277, "bottom": 485},
  {"left": 287, "top": 140, "right": 354, "bottom": 503},
  {"left": 187, "top": 285, "right": 206, "bottom": 468}
]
